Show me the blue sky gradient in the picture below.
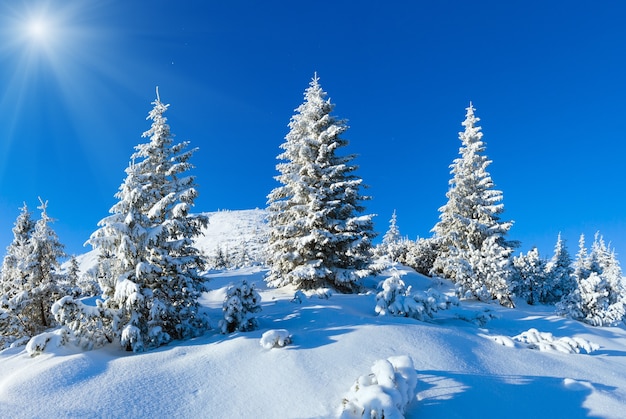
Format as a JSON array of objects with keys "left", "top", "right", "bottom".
[{"left": 0, "top": 0, "right": 625, "bottom": 264}]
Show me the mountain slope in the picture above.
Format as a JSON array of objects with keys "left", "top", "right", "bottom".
[
  {"left": 2, "top": 210, "right": 626, "bottom": 418},
  {"left": 71, "top": 209, "right": 268, "bottom": 275}
]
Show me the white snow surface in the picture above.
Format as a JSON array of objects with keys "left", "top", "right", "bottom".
[{"left": 2, "top": 210, "right": 626, "bottom": 418}]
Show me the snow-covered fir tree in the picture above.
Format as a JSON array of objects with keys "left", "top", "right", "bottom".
[
  {"left": 455, "top": 235, "right": 514, "bottom": 307},
  {"left": 400, "top": 237, "right": 439, "bottom": 276},
  {"left": 235, "top": 241, "right": 252, "bottom": 268},
  {"left": 374, "top": 270, "right": 408, "bottom": 315},
  {"left": 544, "top": 233, "right": 574, "bottom": 303},
  {"left": 57, "top": 255, "right": 82, "bottom": 298},
  {"left": 77, "top": 264, "right": 101, "bottom": 298},
  {"left": 588, "top": 233, "right": 611, "bottom": 275},
  {"left": 66, "top": 256, "right": 80, "bottom": 290},
  {"left": 375, "top": 269, "right": 458, "bottom": 320},
  {"left": 0, "top": 204, "right": 36, "bottom": 348},
  {"left": 19, "top": 199, "right": 67, "bottom": 332},
  {"left": 512, "top": 247, "right": 549, "bottom": 305},
  {"left": 0, "top": 204, "right": 35, "bottom": 299},
  {"left": 219, "top": 279, "right": 262, "bottom": 334},
  {"left": 376, "top": 210, "right": 406, "bottom": 263},
  {"left": 266, "top": 74, "right": 376, "bottom": 292},
  {"left": 558, "top": 233, "right": 626, "bottom": 326},
  {"left": 83, "top": 90, "right": 209, "bottom": 351},
  {"left": 211, "top": 244, "right": 232, "bottom": 270},
  {"left": 431, "top": 103, "right": 517, "bottom": 305},
  {"left": 572, "top": 234, "right": 589, "bottom": 283},
  {"left": 383, "top": 210, "right": 401, "bottom": 247},
  {"left": 0, "top": 200, "right": 66, "bottom": 348}
]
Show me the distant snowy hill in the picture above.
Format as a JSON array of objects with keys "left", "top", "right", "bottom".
[
  {"left": 72, "top": 208, "right": 268, "bottom": 274},
  {"left": 3, "top": 209, "right": 626, "bottom": 418},
  {"left": 196, "top": 209, "right": 268, "bottom": 265}
]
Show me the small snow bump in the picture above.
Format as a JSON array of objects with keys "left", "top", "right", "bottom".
[{"left": 563, "top": 378, "right": 594, "bottom": 391}]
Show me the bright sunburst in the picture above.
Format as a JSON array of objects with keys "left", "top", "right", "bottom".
[
  {"left": 0, "top": 1, "right": 117, "bottom": 175},
  {"left": 21, "top": 8, "right": 64, "bottom": 54},
  {"left": 0, "top": 3, "right": 74, "bottom": 133},
  {"left": 27, "top": 18, "right": 50, "bottom": 41}
]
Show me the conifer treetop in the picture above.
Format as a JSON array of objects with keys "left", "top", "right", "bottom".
[{"left": 85, "top": 91, "right": 208, "bottom": 351}]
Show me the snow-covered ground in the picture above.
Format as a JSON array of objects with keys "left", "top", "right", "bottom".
[{"left": 2, "top": 210, "right": 626, "bottom": 418}]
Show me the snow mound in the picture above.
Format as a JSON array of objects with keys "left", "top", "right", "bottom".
[
  {"left": 490, "top": 334, "right": 516, "bottom": 347},
  {"left": 339, "top": 355, "right": 417, "bottom": 419},
  {"left": 26, "top": 328, "right": 69, "bottom": 357},
  {"left": 260, "top": 329, "right": 291, "bottom": 349},
  {"left": 563, "top": 378, "right": 595, "bottom": 391}
]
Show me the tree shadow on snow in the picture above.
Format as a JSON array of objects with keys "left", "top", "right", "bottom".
[
  {"left": 186, "top": 300, "right": 359, "bottom": 350},
  {"left": 516, "top": 314, "right": 626, "bottom": 341},
  {"left": 258, "top": 302, "right": 357, "bottom": 350},
  {"left": 411, "top": 370, "right": 614, "bottom": 419},
  {"left": 588, "top": 348, "right": 626, "bottom": 357}
]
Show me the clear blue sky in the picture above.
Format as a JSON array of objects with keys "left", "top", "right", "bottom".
[{"left": 1, "top": 0, "right": 625, "bottom": 265}]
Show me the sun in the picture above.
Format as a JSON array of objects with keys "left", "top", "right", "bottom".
[
  {"left": 0, "top": 2, "right": 104, "bottom": 150},
  {"left": 27, "top": 18, "right": 49, "bottom": 40},
  {"left": 23, "top": 13, "right": 60, "bottom": 48},
  {"left": 0, "top": 1, "right": 126, "bottom": 193}
]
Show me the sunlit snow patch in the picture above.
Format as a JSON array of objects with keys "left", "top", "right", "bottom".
[{"left": 563, "top": 378, "right": 594, "bottom": 391}]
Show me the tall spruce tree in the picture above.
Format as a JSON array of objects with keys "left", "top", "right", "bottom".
[
  {"left": 0, "top": 204, "right": 36, "bottom": 348},
  {"left": 66, "top": 255, "right": 80, "bottom": 290},
  {"left": 383, "top": 210, "right": 401, "bottom": 247},
  {"left": 23, "top": 199, "right": 67, "bottom": 331},
  {"left": 431, "top": 103, "right": 517, "bottom": 306},
  {"left": 1, "top": 204, "right": 35, "bottom": 299},
  {"left": 87, "top": 90, "right": 209, "bottom": 351},
  {"left": 0, "top": 200, "right": 66, "bottom": 348},
  {"left": 379, "top": 210, "right": 405, "bottom": 263},
  {"left": 266, "top": 74, "right": 375, "bottom": 292}
]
